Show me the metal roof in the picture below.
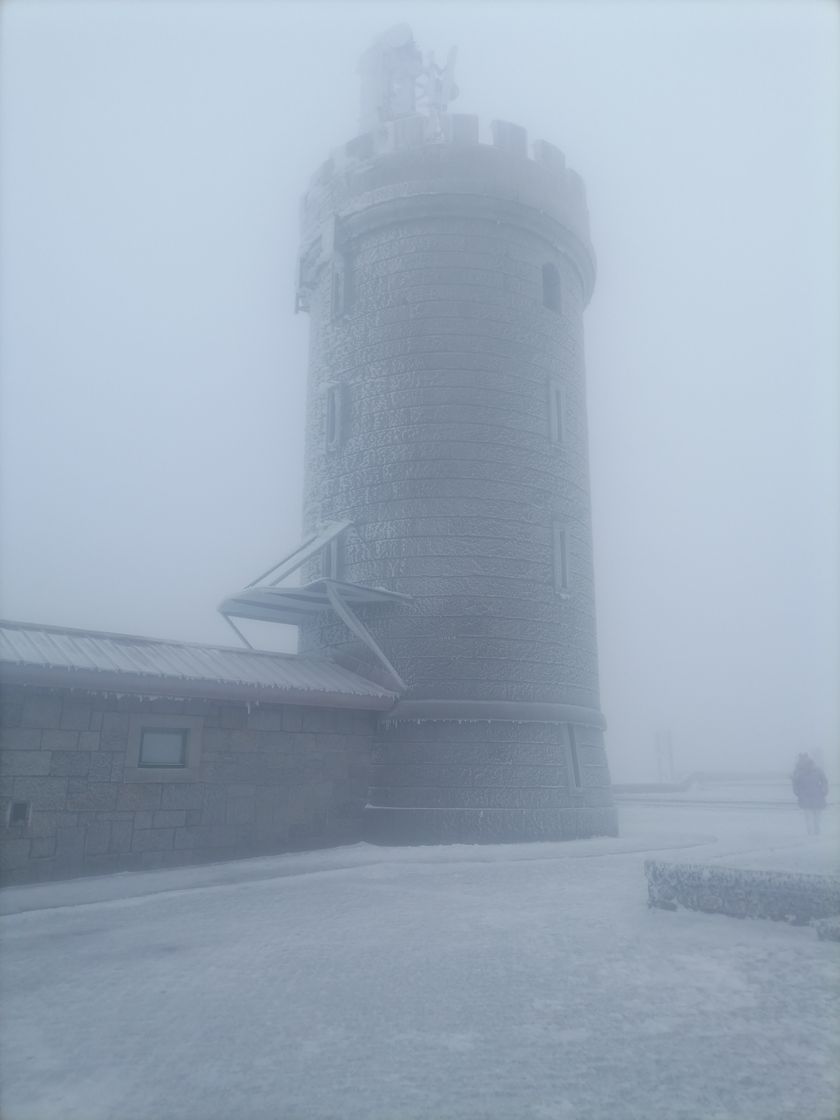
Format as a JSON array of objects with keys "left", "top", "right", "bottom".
[{"left": 0, "top": 620, "right": 398, "bottom": 709}]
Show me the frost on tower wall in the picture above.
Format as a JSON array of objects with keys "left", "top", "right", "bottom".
[{"left": 296, "top": 27, "right": 617, "bottom": 842}]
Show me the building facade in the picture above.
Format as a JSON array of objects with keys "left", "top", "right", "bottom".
[{"left": 0, "top": 621, "right": 393, "bottom": 884}]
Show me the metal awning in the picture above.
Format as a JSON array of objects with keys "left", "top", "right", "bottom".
[
  {"left": 218, "top": 522, "right": 411, "bottom": 692},
  {"left": 242, "top": 521, "right": 352, "bottom": 589},
  {"left": 218, "top": 579, "right": 411, "bottom": 627}
]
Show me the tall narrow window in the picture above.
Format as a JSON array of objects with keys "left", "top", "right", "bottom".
[
  {"left": 325, "top": 384, "right": 343, "bottom": 450},
  {"left": 553, "top": 522, "right": 568, "bottom": 593},
  {"left": 567, "top": 726, "right": 582, "bottom": 789},
  {"left": 331, "top": 264, "right": 345, "bottom": 318},
  {"left": 322, "top": 535, "right": 341, "bottom": 581},
  {"left": 549, "top": 382, "right": 566, "bottom": 446},
  {"left": 542, "top": 262, "right": 561, "bottom": 313},
  {"left": 331, "top": 252, "right": 352, "bottom": 318}
]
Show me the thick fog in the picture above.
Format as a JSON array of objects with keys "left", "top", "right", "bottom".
[{"left": 0, "top": 1, "right": 837, "bottom": 782}]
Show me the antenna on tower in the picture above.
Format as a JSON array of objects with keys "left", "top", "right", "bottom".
[{"left": 357, "top": 26, "right": 459, "bottom": 133}]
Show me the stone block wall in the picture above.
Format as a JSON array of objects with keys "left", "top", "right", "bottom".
[
  {"left": 299, "top": 208, "right": 600, "bottom": 708},
  {"left": 366, "top": 716, "right": 616, "bottom": 843},
  {"left": 0, "top": 685, "right": 375, "bottom": 885}
]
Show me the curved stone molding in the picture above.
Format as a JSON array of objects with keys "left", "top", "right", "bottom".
[{"left": 381, "top": 698, "right": 607, "bottom": 728}]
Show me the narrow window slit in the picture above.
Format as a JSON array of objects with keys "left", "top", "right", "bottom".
[
  {"left": 553, "top": 522, "right": 568, "bottom": 593},
  {"left": 567, "top": 727, "right": 582, "bottom": 789},
  {"left": 549, "top": 382, "right": 565, "bottom": 445},
  {"left": 325, "top": 384, "right": 345, "bottom": 450},
  {"left": 331, "top": 252, "right": 353, "bottom": 318},
  {"left": 542, "top": 262, "right": 562, "bottom": 312}
]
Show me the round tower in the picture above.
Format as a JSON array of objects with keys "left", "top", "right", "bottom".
[{"left": 295, "top": 29, "right": 617, "bottom": 842}]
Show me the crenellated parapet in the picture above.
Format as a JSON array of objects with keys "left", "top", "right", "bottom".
[{"left": 297, "top": 114, "right": 595, "bottom": 312}]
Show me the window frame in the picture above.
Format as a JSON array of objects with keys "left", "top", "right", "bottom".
[
  {"left": 138, "top": 727, "right": 189, "bottom": 769},
  {"left": 125, "top": 714, "right": 204, "bottom": 783}
]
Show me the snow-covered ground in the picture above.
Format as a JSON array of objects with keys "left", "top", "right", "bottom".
[{"left": 1, "top": 802, "right": 838, "bottom": 1120}]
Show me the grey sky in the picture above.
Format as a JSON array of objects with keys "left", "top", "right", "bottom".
[{"left": 1, "top": 1, "right": 837, "bottom": 780}]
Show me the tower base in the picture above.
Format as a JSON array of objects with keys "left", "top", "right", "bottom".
[{"left": 365, "top": 714, "right": 618, "bottom": 845}]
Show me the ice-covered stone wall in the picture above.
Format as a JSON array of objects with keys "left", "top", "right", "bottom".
[{"left": 646, "top": 859, "right": 840, "bottom": 926}]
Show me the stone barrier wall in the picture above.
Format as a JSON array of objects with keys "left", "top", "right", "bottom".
[{"left": 645, "top": 859, "right": 840, "bottom": 926}]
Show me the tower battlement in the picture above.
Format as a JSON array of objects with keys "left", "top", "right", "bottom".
[
  {"left": 300, "top": 115, "right": 595, "bottom": 312},
  {"left": 306, "top": 115, "right": 587, "bottom": 207}
]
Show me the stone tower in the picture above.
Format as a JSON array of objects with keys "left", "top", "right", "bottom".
[{"left": 295, "top": 27, "right": 617, "bottom": 842}]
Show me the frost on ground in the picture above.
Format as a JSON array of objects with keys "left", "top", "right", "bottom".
[{"left": 0, "top": 803, "right": 838, "bottom": 1120}]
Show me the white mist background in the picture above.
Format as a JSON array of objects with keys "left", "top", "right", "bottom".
[{"left": 1, "top": 1, "right": 837, "bottom": 781}]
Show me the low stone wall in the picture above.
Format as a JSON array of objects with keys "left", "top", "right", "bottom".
[
  {"left": 1, "top": 685, "right": 375, "bottom": 885},
  {"left": 814, "top": 917, "right": 840, "bottom": 942},
  {"left": 645, "top": 859, "right": 840, "bottom": 926}
]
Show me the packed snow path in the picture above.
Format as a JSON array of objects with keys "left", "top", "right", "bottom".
[{"left": 1, "top": 804, "right": 838, "bottom": 1120}]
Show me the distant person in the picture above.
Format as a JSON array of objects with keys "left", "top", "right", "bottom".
[{"left": 791, "top": 753, "right": 828, "bottom": 835}]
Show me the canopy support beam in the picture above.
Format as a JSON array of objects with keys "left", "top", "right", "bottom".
[
  {"left": 220, "top": 612, "right": 255, "bottom": 650},
  {"left": 324, "top": 581, "right": 406, "bottom": 692}
]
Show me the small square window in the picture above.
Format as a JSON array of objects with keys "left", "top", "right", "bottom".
[
  {"left": 126, "top": 714, "right": 203, "bottom": 783},
  {"left": 8, "top": 800, "right": 30, "bottom": 826},
  {"left": 138, "top": 728, "right": 188, "bottom": 769}
]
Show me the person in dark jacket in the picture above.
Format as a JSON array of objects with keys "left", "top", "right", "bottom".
[{"left": 791, "top": 753, "right": 828, "bottom": 835}]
